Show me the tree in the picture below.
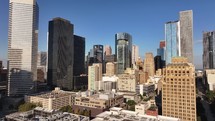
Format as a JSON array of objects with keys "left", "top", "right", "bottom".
[
  {"left": 60, "top": 105, "right": 72, "bottom": 113},
  {"left": 126, "top": 100, "right": 136, "bottom": 106},
  {"left": 18, "top": 102, "right": 37, "bottom": 112},
  {"left": 206, "top": 91, "right": 215, "bottom": 102}
]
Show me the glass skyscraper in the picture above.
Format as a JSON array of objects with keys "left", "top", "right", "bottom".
[
  {"left": 115, "top": 33, "right": 132, "bottom": 74},
  {"left": 203, "top": 31, "right": 215, "bottom": 69},
  {"left": 165, "top": 21, "right": 180, "bottom": 65},
  {"left": 7, "top": 0, "right": 39, "bottom": 96},
  {"left": 47, "top": 18, "right": 74, "bottom": 90}
]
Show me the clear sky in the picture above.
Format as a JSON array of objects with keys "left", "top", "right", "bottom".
[{"left": 1, "top": 0, "right": 215, "bottom": 69}]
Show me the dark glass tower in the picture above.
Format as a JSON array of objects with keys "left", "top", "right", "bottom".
[
  {"left": 74, "top": 35, "right": 85, "bottom": 76},
  {"left": 47, "top": 17, "right": 74, "bottom": 90},
  {"left": 115, "top": 33, "right": 132, "bottom": 74},
  {"left": 93, "top": 45, "right": 103, "bottom": 63}
]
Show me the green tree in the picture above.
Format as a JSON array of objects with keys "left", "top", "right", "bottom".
[
  {"left": 206, "top": 91, "right": 215, "bottom": 102},
  {"left": 126, "top": 100, "right": 136, "bottom": 106},
  {"left": 18, "top": 102, "right": 37, "bottom": 112}
]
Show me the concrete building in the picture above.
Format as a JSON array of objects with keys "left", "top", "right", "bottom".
[
  {"left": 102, "top": 75, "right": 118, "bottom": 92},
  {"left": 6, "top": 107, "right": 89, "bottom": 121},
  {"left": 88, "top": 63, "right": 102, "bottom": 91},
  {"left": 139, "top": 71, "right": 149, "bottom": 84},
  {"left": 25, "top": 87, "right": 75, "bottom": 110},
  {"left": 104, "top": 45, "right": 112, "bottom": 56},
  {"left": 117, "top": 91, "right": 141, "bottom": 103},
  {"left": 115, "top": 33, "right": 132, "bottom": 74},
  {"left": 180, "top": 10, "right": 193, "bottom": 63},
  {"left": 143, "top": 53, "right": 155, "bottom": 76},
  {"left": 47, "top": 18, "right": 74, "bottom": 90},
  {"left": 136, "top": 83, "right": 155, "bottom": 96},
  {"left": 135, "top": 100, "right": 156, "bottom": 115},
  {"left": 203, "top": 31, "right": 215, "bottom": 69},
  {"left": 132, "top": 45, "right": 139, "bottom": 67},
  {"left": 165, "top": 21, "right": 180, "bottom": 65},
  {"left": 204, "top": 69, "right": 215, "bottom": 91},
  {"left": 117, "top": 73, "right": 136, "bottom": 92},
  {"left": 106, "top": 62, "right": 117, "bottom": 76},
  {"left": 92, "top": 107, "right": 181, "bottom": 121},
  {"left": 7, "top": 0, "right": 39, "bottom": 96},
  {"left": 162, "top": 57, "right": 196, "bottom": 121},
  {"left": 93, "top": 45, "right": 103, "bottom": 63}
]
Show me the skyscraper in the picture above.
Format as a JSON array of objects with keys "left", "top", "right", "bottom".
[
  {"left": 115, "top": 33, "right": 132, "bottom": 74},
  {"left": 93, "top": 45, "right": 103, "bottom": 63},
  {"left": 165, "top": 21, "right": 180, "bottom": 65},
  {"left": 74, "top": 35, "right": 85, "bottom": 76},
  {"left": 203, "top": 31, "right": 215, "bottom": 69},
  {"left": 37, "top": 52, "right": 47, "bottom": 82},
  {"left": 7, "top": 0, "right": 39, "bottom": 96},
  {"left": 180, "top": 10, "right": 193, "bottom": 63},
  {"left": 157, "top": 40, "right": 166, "bottom": 61},
  {"left": 88, "top": 63, "right": 102, "bottom": 91},
  {"left": 143, "top": 53, "right": 155, "bottom": 76},
  {"left": 132, "top": 45, "right": 139, "bottom": 67},
  {"left": 159, "top": 41, "right": 166, "bottom": 48},
  {"left": 162, "top": 57, "right": 196, "bottom": 121},
  {"left": 47, "top": 18, "right": 74, "bottom": 90},
  {"left": 104, "top": 45, "right": 112, "bottom": 56}
]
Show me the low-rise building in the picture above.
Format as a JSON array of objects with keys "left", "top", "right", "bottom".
[
  {"left": 25, "top": 87, "right": 75, "bottom": 110},
  {"left": 101, "top": 75, "right": 118, "bottom": 92},
  {"left": 204, "top": 69, "right": 215, "bottom": 91},
  {"left": 117, "top": 91, "right": 141, "bottom": 103},
  {"left": 117, "top": 73, "right": 136, "bottom": 92},
  {"left": 91, "top": 107, "right": 181, "bottom": 121},
  {"left": 136, "top": 83, "right": 155, "bottom": 96}
]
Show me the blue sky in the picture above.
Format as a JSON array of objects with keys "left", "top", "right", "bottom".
[{"left": 1, "top": 0, "right": 215, "bottom": 69}]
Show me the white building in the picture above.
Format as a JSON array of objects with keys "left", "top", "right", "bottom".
[
  {"left": 88, "top": 63, "right": 102, "bottom": 91},
  {"left": 136, "top": 83, "right": 155, "bottom": 96},
  {"left": 101, "top": 75, "right": 118, "bottom": 92},
  {"left": 7, "top": 0, "right": 39, "bottom": 96}
]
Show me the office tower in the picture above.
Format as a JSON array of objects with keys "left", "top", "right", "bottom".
[
  {"left": 159, "top": 41, "right": 165, "bottom": 48},
  {"left": 143, "top": 53, "right": 155, "bottom": 76},
  {"left": 154, "top": 56, "right": 162, "bottom": 71},
  {"left": 106, "top": 62, "right": 116, "bottom": 76},
  {"left": 132, "top": 45, "right": 139, "bottom": 67},
  {"left": 180, "top": 10, "right": 193, "bottom": 63},
  {"left": 37, "top": 52, "right": 47, "bottom": 82},
  {"left": 88, "top": 63, "right": 102, "bottom": 91},
  {"left": 74, "top": 35, "right": 85, "bottom": 76},
  {"left": 165, "top": 21, "right": 181, "bottom": 65},
  {"left": 162, "top": 57, "right": 196, "bottom": 121},
  {"left": 7, "top": 0, "right": 39, "bottom": 96},
  {"left": 37, "top": 52, "right": 47, "bottom": 66},
  {"left": 93, "top": 45, "right": 103, "bottom": 63},
  {"left": 104, "top": 45, "right": 112, "bottom": 56},
  {"left": 115, "top": 33, "right": 132, "bottom": 74},
  {"left": 47, "top": 18, "right": 74, "bottom": 90},
  {"left": 203, "top": 31, "right": 215, "bottom": 69}
]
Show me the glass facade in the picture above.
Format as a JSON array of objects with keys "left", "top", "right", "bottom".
[
  {"left": 8, "top": 0, "right": 39, "bottom": 96},
  {"left": 115, "top": 33, "right": 132, "bottom": 74},
  {"left": 47, "top": 18, "right": 74, "bottom": 90},
  {"left": 165, "top": 21, "right": 180, "bottom": 65}
]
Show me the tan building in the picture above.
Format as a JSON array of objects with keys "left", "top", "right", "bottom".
[
  {"left": 139, "top": 71, "right": 149, "bottom": 84},
  {"left": 162, "top": 57, "right": 196, "bottom": 121},
  {"left": 117, "top": 73, "right": 136, "bottom": 92},
  {"left": 88, "top": 63, "right": 102, "bottom": 91},
  {"left": 25, "top": 87, "right": 75, "bottom": 110},
  {"left": 132, "top": 45, "right": 139, "bottom": 67},
  {"left": 143, "top": 53, "right": 155, "bottom": 76},
  {"left": 74, "top": 92, "right": 123, "bottom": 109},
  {"left": 106, "top": 62, "right": 116, "bottom": 76},
  {"left": 104, "top": 45, "right": 112, "bottom": 56}
]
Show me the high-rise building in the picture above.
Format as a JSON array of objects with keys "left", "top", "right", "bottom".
[
  {"left": 157, "top": 40, "right": 166, "bottom": 61},
  {"left": 115, "top": 33, "right": 132, "bottom": 74},
  {"left": 74, "top": 35, "right": 85, "bottom": 76},
  {"left": 154, "top": 56, "right": 162, "bottom": 71},
  {"left": 104, "top": 45, "right": 112, "bottom": 56},
  {"left": 203, "top": 31, "right": 215, "bottom": 69},
  {"left": 106, "top": 62, "right": 116, "bottom": 76},
  {"left": 37, "top": 52, "right": 47, "bottom": 82},
  {"left": 88, "top": 63, "right": 102, "bottom": 91},
  {"left": 37, "top": 52, "right": 47, "bottom": 66},
  {"left": 132, "top": 45, "right": 139, "bottom": 67},
  {"left": 93, "top": 45, "right": 103, "bottom": 63},
  {"left": 180, "top": 10, "right": 193, "bottom": 63},
  {"left": 159, "top": 41, "right": 166, "bottom": 48},
  {"left": 162, "top": 57, "right": 196, "bottom": 121},
  {"left": 143, "top": 53, "right": 155, "bottom": 76},
  {"left": 47, "top": 18, "right": 74, "bottom": 90},
  {"left": 165, "top": 21, "right": 180, "bottom": 65},
  {"left": 7, "top": 0, "right": 39, "bottom": 96}
]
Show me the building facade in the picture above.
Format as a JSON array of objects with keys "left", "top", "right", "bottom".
[
  {"left": 7, "top": 0, "right": 39, "bottom": 96},
  {"left": 132, "top": 45, "right": 139, "bottom": 67},
  {"left": 88, "top": 63, "right": 102, "bottom": 91},
  {"left": 203, "top": 31, "right": 215, "bottom": 69},
  {"left": 143, "top": 53, "right": 155, "bottom": 76},
  {"left": 115, "top": 33, "right": 132, "bottom": 74},
  {"left": 162, "top": 57, "right": 196, "bottom": 121},
  {"left": 106, "top": 62, "right": 117, "bottom": 76},
  {"left": 165, "top": 21, "right": 180, "bottom": 65},
  {"left": 104, "top": 45, "right": 112, "bottom": 56},
  {"left": 180, "top": 10, "right": 193, "bottom": 63},
  {"left": 117, "top": 74, "right": 136, "bottom": 92},
  {"left": 47, "top": 18, "right": 74, "bottom": 90},
  {"left": 74, "top": 35, "right": 85, "bottom": 76}
]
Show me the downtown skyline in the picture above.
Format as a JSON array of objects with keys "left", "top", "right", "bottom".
[{"left": 1, "top": 0, "right": 215, "bottom": 69}]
